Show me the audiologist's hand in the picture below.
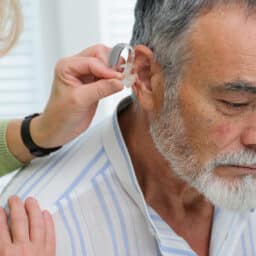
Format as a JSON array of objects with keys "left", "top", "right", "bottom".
[
  {"left": 0, "top": 196, "right": 55, "bottom": 256},
  {"left": 31, "top": 44, "right": 124, "bottom": 148}
]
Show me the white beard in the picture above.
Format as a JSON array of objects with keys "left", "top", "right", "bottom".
[
  {"left": 190, "top": 152, "right": 256, "bottom": 211},
  {"left": 149, "top": 91, "right": 256, "bottom": 211}
]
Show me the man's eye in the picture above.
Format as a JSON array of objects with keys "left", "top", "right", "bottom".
[{"left": 219, "top": 100, "right": 249, "bottom": 108}]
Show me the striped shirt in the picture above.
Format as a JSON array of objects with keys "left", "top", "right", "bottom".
[{"left": 0, "top": 97, "right": 256, "bottom": 256}]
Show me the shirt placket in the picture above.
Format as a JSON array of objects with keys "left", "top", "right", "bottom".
[
  {"left": 147, "top": 207, "right": 197, "bottom": 256},
  {"left": 209, "top": 207, "right": 250, "bottom": 256}
]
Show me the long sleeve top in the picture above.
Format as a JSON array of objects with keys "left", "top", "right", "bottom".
[{"left": 0, "top": 120, "right": 23, "bottom": 176}]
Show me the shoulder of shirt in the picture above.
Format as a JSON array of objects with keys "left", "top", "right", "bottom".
[{"left": 0, "top": 117, "right": 113, "bottom": 208}]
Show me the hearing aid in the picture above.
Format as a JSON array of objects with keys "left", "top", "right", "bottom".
[{"left": 108, "top": 43, "right": 137, "bottom": 88}]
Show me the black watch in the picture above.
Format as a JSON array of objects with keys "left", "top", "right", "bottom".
[{"left": 21, "top": 113, "right": 62, "bottom": 157}]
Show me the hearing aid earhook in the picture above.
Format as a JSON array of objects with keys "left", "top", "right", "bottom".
[{"left": 108, "top": 43, "right": 137, "bottom": 88}]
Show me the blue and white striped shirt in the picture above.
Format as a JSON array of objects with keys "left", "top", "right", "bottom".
[{"left": 1, "top": 97, "right": 256, "bottom": 256}]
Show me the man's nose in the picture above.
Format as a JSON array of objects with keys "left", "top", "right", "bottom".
[{"left": 241, "top": 125, "right": 256, "bottom": 150}]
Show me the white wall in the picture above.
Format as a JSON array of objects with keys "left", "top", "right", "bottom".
[
  {"left": 39, "top": 0, "right": 60, "bottom": 98},
  {"left": 56, "top": 0, "right": 101, "bottom": 56},
  {"left": 39, "top": 0, "right": 101, "bottom": 97}
]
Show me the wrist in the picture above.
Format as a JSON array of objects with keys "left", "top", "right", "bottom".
[
  {"left": 30, "top": 114, "right": 62, "bottom": 148},
  {"left": 21, "top": 114, "right": 62, "bottom": 157}
]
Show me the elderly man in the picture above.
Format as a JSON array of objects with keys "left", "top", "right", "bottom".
[{"left": 1, "top": 0, "right": 256, "bottom": 255}]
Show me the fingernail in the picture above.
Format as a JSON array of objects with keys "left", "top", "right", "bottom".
[
  {"left": 43, "top": 210, "right": 52, "bottom": 220},
  {"left": 27, "top": 197, "right": 35, "bottom": 202},
  {"left": 110, "top": 79, "right": 121, "bottom": 85},
  {"left": 27, "top": 197, "right": 39, "bottom": 206},
  {"left": 8, "top": 195, "right": 18, "bottom": 204},
  {"left": 114, "top": 72, "right": 123, "bottom": 79}
]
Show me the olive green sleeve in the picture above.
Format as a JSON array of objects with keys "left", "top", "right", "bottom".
[{"left": 0, "top": 120, "right": 24, "bottom": 176}]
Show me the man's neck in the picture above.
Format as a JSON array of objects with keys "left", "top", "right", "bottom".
[
  {"left": 118, "top": 101, "right": 211, "bottom": 212},
  {"left": 118, "top": 101, "right": 214, "bottom": 256}
]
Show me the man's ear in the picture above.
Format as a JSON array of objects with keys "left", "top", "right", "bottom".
[{"left": 132, "top": 45, "right": 163, "bottom": 112}]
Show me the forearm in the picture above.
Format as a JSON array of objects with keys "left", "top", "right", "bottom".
[
  {"left": 6, "top": 119, "right": 34, "bottom": 164},
  {"left": 0, "top": 120, "right": 25, "bottom": 175}
]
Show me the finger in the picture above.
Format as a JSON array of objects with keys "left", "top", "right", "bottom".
[
  {"left": 8, "top": 196, "right": 29, "bottom": 243},
  {"left": 25, "top": 197, "right": 45, "bottom": 243},
  {"left": 80, "top": 56, "right": 126, "bottom": 83},
  {"left": 43, "top": 211, "right": 55, "bottom": 255},
  {"left": 0, "top": 207, "right": 11, "bottom": 244},
  {"left": 76, "top": 44, "right": 111, "bottom": 65},
  {"left": 82, "top": 78, "right": 124, "bottom": 103},
  {"left": 75, "top": 45, "right": 129, "bottom": 73},
  {"left": 57, "top": 57, "right": 123, "bottom": 84}
]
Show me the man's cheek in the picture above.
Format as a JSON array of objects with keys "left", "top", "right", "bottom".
[
  {"left": 211, "top": 123, "right": 238, "bottom": 150},
  {"left": 214, "top": 124, "right": 231, "bottom": 138}
]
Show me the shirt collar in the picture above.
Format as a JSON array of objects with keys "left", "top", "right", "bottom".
[{"left": 101, "top": 96, "right": 147, "bottom": 215}]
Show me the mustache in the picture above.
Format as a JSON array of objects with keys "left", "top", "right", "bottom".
[{"left": 207, "top": 150, "right": 256, "bottom": 170}]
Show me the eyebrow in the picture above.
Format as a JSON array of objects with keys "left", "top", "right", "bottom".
[{"left": 213, "top": 80, "right": 256, "bottom": 94}]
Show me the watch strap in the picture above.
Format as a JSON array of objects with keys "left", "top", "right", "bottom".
[{"left": 21, "top": 114, "right": 62, "bottom": 157}]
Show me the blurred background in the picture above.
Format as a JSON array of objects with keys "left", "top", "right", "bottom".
[{"left": 0, "top": 0, "right": 137, "bottom": 123}]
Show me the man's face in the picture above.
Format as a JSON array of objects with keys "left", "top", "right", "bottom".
[{"left": 150, "top": 5, "right": 256, "bottom": 211}]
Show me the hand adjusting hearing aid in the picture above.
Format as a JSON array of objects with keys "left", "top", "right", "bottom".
[{"left": 108, "top": 43, "right": 137, "bottom": 88}]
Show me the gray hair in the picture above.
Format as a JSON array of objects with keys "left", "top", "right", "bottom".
[{"left": 130, "top": 0, "right": 256, "bottom": 94}]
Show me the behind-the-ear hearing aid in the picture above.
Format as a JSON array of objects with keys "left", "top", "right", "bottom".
[{"left": 108, "top": 43, "right": 137, "bottom": 88}]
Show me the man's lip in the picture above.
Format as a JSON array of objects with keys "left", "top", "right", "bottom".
[
  {"left": 216, "top": 164, "right": 256, "bottom": 177},
  {"left": 216, "top": 165, "right": 256, "bottom": 177},
  {"left": 233, "top": 165, "right": 256, "bottom": 177},
  {"left": 230, "top": 165, "right": 256, "bottom": 170}
]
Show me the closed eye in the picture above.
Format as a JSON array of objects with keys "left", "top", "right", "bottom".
[{"left": 219, "top": 100, "right": 249, "bottom": 108}]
